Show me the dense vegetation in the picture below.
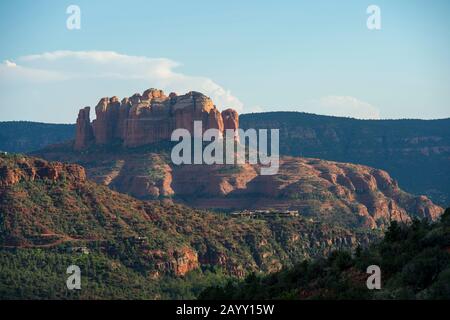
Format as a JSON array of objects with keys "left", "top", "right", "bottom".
[
  {"left": 0, "top": 247, "right": 231, "bottom": 299},
  {"left": 199, "top": 208, "right": 450, "bottom": 300}
]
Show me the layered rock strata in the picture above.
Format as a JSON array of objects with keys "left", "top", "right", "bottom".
[{"left": 75, "top": 89, "right": 239, "bottom": 150}]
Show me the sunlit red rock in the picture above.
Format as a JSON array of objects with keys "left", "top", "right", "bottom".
[{"left": 75, "top": 89, "right": 239, "bottom": 149}]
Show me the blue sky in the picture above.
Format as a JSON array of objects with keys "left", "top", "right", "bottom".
[{"left": 0, "top": 0, "right": 449, "bottom": 122}]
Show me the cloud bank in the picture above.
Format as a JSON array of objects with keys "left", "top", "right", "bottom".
[
  {"left": 0, "top": 50, "right": 380, "bottom": 122},
  {"left": 0, "top": 51, "right": 243, "bottom": 122}
]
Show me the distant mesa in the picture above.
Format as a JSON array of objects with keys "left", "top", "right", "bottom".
[{"left": 74, "top": 88, "right": 239, "bottom": 150}]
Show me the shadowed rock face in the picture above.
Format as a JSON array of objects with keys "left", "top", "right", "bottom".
[
  {"left": 222, "top": 108, "right": 239, "bottom": 131},
  {"left": 74, "top": 89, "right": 239, "bottom": 150},
  {"left": 74, "top": 107, "right": 93, "bottom": 150}
]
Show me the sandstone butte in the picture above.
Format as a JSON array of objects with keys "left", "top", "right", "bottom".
[{"left": 75, "top": 88, "right": 239, "bottom": 150}]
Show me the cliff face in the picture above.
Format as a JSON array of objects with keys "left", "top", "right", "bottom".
[
  {"left": 0, "top": 155, "right": 86, "bottom": 188},
  {"left": 74, "top": 89, "right": 239, "bottom": 150},
  {"left": 74, "top": 107, "right": 93, "bottom": 150},
  {"left": 170, "top": 157, "right": 443, "bottom": 228}
]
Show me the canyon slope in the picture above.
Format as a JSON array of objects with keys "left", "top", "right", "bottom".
[
  {"left": 0, "top": 154, "right": 377, "bottom": 298},
  {"left": 241, "top": 112, "right": 450, "bottom": 206}
]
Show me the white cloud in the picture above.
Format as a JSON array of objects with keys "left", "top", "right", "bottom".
[
  {"left": 4, "top": 60, "right": 17, "bottom": 68},
  {"left": 304, "top": 96, "right": 380, "bottom": 119},
  {"left": 0, "top": 51, "right": 243, "bottom": 122},
  {"left": 0, "top": 59, "right": 66, "bottom": 82}
]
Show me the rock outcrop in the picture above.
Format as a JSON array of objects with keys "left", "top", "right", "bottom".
[
  {"left": 74, "top": 89, "right": 239, "bottom": 150},
  {"left": 168, "top": 157, "right": 444, "bottom": 228},
  {"left": 74, "top": 107, "right": 94, "bottom": 150},
  {"left": 222, "top": 108, "right": 239, "bottom": 131},
  {"left": 0, "top": 155, "right": 86, "bottom": 188}
]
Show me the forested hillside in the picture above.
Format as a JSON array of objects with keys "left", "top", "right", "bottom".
[
  {"left": 0, "top": 121, "right": 75, "bottom": 153},
  {"left": 200, "top": 208, "right": 450, "bottom": 300},
  {"left": 0, "top": 154, "right": 376, "bottom": 299}
]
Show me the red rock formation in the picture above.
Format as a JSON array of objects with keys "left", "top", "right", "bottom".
[
  {"left": 222, "top": 108, "right": 239, "bottom": 139},
  {"left": 150, "top": 246, "right": 199, "bottom": 276},
  {"left": 167, "top": 157, "right": 443, "bottom": 228},
  {"left": 0, "top": 156, "right": 86, "bottom": 187},
  {"left": 74, "top": 107, "right": 94, "bottom": 150},
  {"left": 117, "top": 98, "right": 131, "bottom": 140},
  {"left": 172, "top": 91, "right": 216, "bottom": 138},
  {"left": 207, "top": 107, "right": 224, "bottom": 133},
  {"left": 92, "top": 97, "right": 121, "bottom": 145},
  {"left": 74, "top": 89, "right": 239, "bottom": 149},
  {"left": 222, "top": 108, "right": 239, "bottom": 131},
  {"left": 173, "top": 247, "right": 199, "bottom": 276},
  {"left": 0, "top": 166, "right": 21, "bottom": 186}
]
